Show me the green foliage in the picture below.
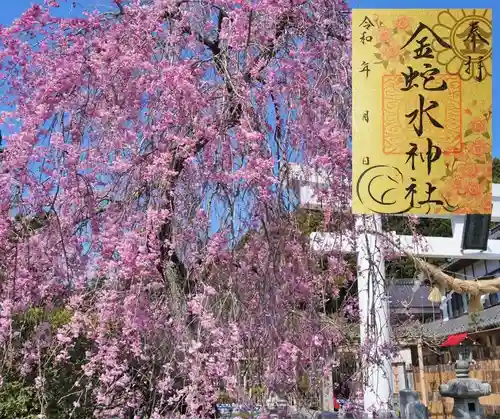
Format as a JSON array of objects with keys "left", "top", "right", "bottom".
[
  {"left": 297, "top": 373, "right": 310, "bottom": 393},
  {"left": 383, "top": 215, "right": 452, "bottom": 237},
  {"left": 232, "top": 413, "right": 251, "bottom": 418},
  {"left": 217, "top": 391, "right": 237, "bottom": 404},
  {"left": 294, "top": 209, "right": 324, "bottom": 236},
  {"left": 249, "top": 385, "right": 266, "bottom": 397},
  {"left": 234, "top": 230, "right": 252, "bottom": 251},
  {"left": 11, "top": 213, "right": 52, "bottom": 240},
  {"left": 0, "top": 377, "right": 37, "bottom": 419},
  {"left": 493, "top": 158, "right": 500, "bottom": 183},
  {"left": 0, "top": 306, "right": 93, "bottom": 419},
  {"left": 20, "top": 307, "right": 71, "bottom": 330},
  {"left": 49, "top": 308, "right": 72, "bottom": 329}
]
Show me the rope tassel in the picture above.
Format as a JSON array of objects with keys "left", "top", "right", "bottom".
[
  {"left": 468, "top": 294, "right": 484, "bottom": 313},
  {"left": 428, "top": 285, "right": 445, "bottom": 303}
]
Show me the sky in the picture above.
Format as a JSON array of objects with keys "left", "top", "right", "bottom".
[
  {"left": 0, "top": 0, "right": 498, "bottom": 155},
  {"left": 0, "top": 0, "right": 109, "bottom": 22}
]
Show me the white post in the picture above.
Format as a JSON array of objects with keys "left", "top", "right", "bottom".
[
  {"left": 395, "top": 362, "right": 407, "bottom": 391},
  {"left": 417, "top": 339, "right": 428, "bottom": 407},
  {"left": 321, "top": 370, "right": 335, "bottom": 411},
  {"left": 357, "top": 215, "right": 394, "bottom": 415},
  {"left": 441, "top": 296, "right": 450, "bottom": 321}
]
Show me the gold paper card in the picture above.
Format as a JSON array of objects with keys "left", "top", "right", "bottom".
[{"left": 352, "top": 9, "right": 492, "bottom": 215}]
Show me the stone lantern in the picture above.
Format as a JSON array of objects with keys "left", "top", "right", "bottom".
[{"left": 439, "top": 336, "right": 491, "bottom": 419}]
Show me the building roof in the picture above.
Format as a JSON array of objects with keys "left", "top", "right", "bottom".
[
  {"left": 389, "top": 279, "right": 438, "bottom": 314},
  {"left": 422, "top": 304, "right": 500, "bottom": 339}
]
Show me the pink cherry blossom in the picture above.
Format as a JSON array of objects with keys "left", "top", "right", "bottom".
[{"left": 0, "top": 0, "right": 356, "bottom": 416}]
